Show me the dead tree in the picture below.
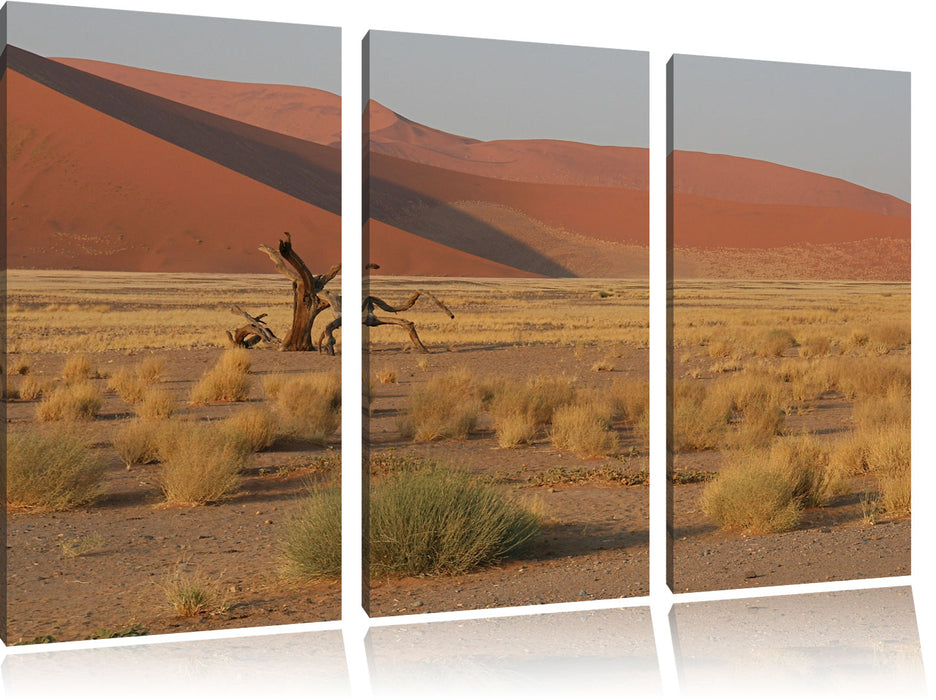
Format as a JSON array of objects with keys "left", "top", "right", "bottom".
[
  {"left": 362, "top": 290, "right": 454, "bottom": 353},
  {"left": 259, "top": 232, "right": 340, "bottom": 352},
  {"left": 227, "top": 305, "right": 279, "bottom": 348}
]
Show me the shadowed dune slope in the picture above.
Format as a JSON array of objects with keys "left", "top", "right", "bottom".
[
  {"left": 7, "top": 46, "right": 339, "bottom": 215},
  {"left": 366, "top": 221, "right": 539, "bottom": 278},
  {"left": 6, "top": 67, "right": 339, "bottom": 273},
  {"left": 368, "top": 151, "right": 648, "bottom": 277},
  {"left": 54, "top": 57, "right": 341, "bottom": 146}
]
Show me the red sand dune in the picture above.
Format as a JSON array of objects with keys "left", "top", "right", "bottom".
[
  {"left": 367, "top": 100, "right": 647, "bottom": 189},
  {"left": 6, "top": 68, "right": 339, "bottom": 273},
  {"left": 366, "top": 221, "right": 539, "bottom": 278},
  {"left": 669, "top": 151, "right": 910, "bottom": 280},
  {"left": 55, "top": 57, "right": 341, "bottom": 147},
  {"left": 671, "top": 150, "right": 909, "bottom": 217},
  {"left": 367, "top": 150, "right": 648, "bottom": 277}
]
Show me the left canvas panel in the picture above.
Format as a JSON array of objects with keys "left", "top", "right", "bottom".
[{"left": 2, "top": 2, "right": 342, "bottom": 644}]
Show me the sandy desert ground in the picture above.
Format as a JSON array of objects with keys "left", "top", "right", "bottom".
[
  {"left": 669, "top": 280, "right": 910, "bottom": 592},
  {"left": 4, "top": 271, "right": 342, "bottom": 643},
  {"left": 363, "top": 276, "right": 651, "bottom": 615}
]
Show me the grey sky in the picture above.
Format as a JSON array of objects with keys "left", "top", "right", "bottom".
[
  {"left": 670, "top": 54, "right": 910, "bottom": 202},
  {"left": 4, "top": 1, "right": 340, "bottom": 93},
  {"left": 366, "top": 31, "right": 648, "bottom": 148}
]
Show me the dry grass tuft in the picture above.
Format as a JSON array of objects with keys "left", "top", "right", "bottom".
[
  {"left": 157, "top": 422, "right": 249, "bottom": 505},
  {"left": 550, "top": 400, "right": 619, "bottom": 458},
  {"left": 376, "top": 367, "right": 398, "bottom": 384},
  {"left": 60, "top": 532, "right": 107, "bottom": 558},
  {"left": 62, "top": 355, "right": 93, "bottom": 383},
  {"left": 113, "top": 419, "right": 163, "bottom": 468},
  {"left": 399, "top": 368, "right": 480, "bottom": 441},
  {"left": 108, "top": 368, "right": 149, "bottom": 403},
  {"left": 754, "top": 328, "right": 797, "bottom": 357},
  {"left": 671, "top": 380, "right": 732, "bottom": 451},
  {"left": 190, "top": 352, "right": 251, "bottom": 403},
  {"left": 137, "top": 356, "right": 167, "bottom": 383},
  {"left": 7, "top": 429, "right": 105, "bottom": 511},
  {"left": 135, "top": 386, "right": 177, "bottom": 420},
  {"left": 701, "top": 435, "right": 832, "bottom": 533},
  {"left": 223, "top": 405, "right": 279, "bottom": 452},
  {"left": 36, "top": 382, "right": 103, "bottom": 421},
  {"left": 701, "top": 453, "right": 802, "bottom": 534},
  {"left": 262, "top": 373, "right": 288, "bottom": 399},
  {"left": 276, "top": 371, "right": 341, "bottom": 444},
  {"left": 17, "top": 375, "right": 48, "bottom": 400},
  {"left": 798, "top": 335, "right": 832, "bottom": 358},
  {"left": 162, "top": 566, "right": 229, "bottom": 617}
]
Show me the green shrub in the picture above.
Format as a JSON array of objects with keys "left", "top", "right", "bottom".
[
  {"left": 280, "top": 486, "right": 342, "bottom": 579},
  {"left": 370, "top": 462, "right": 540, "bottom": 576}
]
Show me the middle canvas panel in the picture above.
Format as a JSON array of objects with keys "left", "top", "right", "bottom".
[{"left": 363, "top": 31, "right": 649, "bottom": 616}]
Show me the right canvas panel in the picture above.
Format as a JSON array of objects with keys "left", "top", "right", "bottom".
[{"left": 667, "top": 55, "right": 910, "bottom": 593}]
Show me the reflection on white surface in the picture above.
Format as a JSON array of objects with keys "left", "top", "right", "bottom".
[
  {"left": 367, "top": 606, "right": 660, "bottom": 696},
  {"left": 1, "top": 629, "right": 349, "bottom": 699},
  {"left": 672, "top": 586, "right": 925, "bottom": 697}
]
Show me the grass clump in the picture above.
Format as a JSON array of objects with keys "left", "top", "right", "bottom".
[
  {"left": 162, "top": 566, "right": 229, "bottom": 617},
  {"left": 398, "top": 368, "right": 480, "bottom": 441},
  {"left": 276, "top": 371, "right": 341, "bottom": 444},
  {"left": 370, "top": 462, "right": 540, "bottom": 576},
  {"left": 376, "top": 367, "right": 397, "bottom": 384},
  {"left": 135, "top": 386, "right": 176, "bottom": 420},
  {"left": 222, "top": 405, "right": 279, "bottom": 452},
  {"left": 280, "top": 486, "right": 342, "bottom": 580},
  {"left": 16, "top": 375, "right": 48, "bottom": 400},
  {"left": 671, "top": 380, "right": 732, "bottom": 451},
  {"left": 7, "top": 430, "right": 105, "bottom": 511},
  {"left": 36, "top": 382, "right": 102, "bottom": 421},
  {"left": 550, "top": 400, "right": 619, "bottom": 458},
  {"left": 62, "top": 354, "right": 93, "bottom": 383},
  {"left": 108, "top": 368, "right": 149, "bottom": 403},
  {"left": 701, "top": 455, "right": 802, "bottom": 534},
  {"left": 190, "top": 353, "right": 251, "bottom": 403},
  {"left": 755, "top": 328, "right": 797, "bottom": 357},
  {"left": 113, "top": 419, "right": 163, "bottom": 468},
  {"left": 701, "top": 435, "right": 832, "bottom": 533},
  {"left": 157, "top": 422, "right": 249, "bottom": 505},
  {"left": 60, "top": 532, "right": 106, "bottom": 558},
  {"left": 136, "top": 356, "right": 166, "bottom": 383}
]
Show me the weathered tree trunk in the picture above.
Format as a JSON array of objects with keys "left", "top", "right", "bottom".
[
  {"left": 227, "top": 305, "right": 278, "bottom": 348},
  {"left": 260, "top": 232, "right": 340, "bottom": 352},
  {"left": 361, "top": 290, "right": 454, "bottom": 354}
]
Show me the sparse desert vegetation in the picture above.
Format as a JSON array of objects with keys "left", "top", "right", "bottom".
[
  {"left": 7, "top": 429, "right": 106, "bottom": 511},
  {"left": 365, "top": 276, "right": 650, "bottom": 614},
  {"left": 671, "top": 280, "right": 910, "bottom": 592},
  {"left": 5, "top": 270, "right": 342, "bottom": 643}
]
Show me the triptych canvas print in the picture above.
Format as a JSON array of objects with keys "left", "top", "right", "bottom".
[{"left": 1, "top": 2, "right": 911, "bottom": 647}]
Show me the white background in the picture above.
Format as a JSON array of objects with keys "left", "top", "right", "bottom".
[{"left": 3, "top": 1, "right": 932, "bottom": 697}]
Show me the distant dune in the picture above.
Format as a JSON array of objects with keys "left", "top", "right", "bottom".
[
  {"left": 5, "top": 47, "right": 340, "bottom": 273},
  {"left": 670, "top": 151, "right": 910, "bottom": 280},
  {"left": 54, "top": 57, "right": 341, "bottom": 146},
  {"left": 367, "top": 100, "right": 647, "bottom": 189}
]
